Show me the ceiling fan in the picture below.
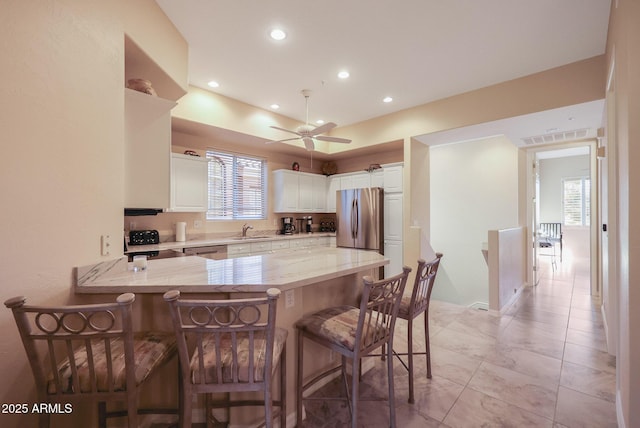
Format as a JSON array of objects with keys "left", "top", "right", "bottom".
[{"left": 266, "top": 89, "right": 351, "bottom": 151}]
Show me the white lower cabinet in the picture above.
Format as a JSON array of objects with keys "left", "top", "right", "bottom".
[
  {"left": 227, "top": 243, "right": 250, "bottom": 257},
  {"left": 384, "top": 240, "right": 404, "bottom": 277}
]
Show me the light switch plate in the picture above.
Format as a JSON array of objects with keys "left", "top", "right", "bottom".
[
  {"left": 285, "top": 289, "right": 295, "bottom": 308},
  {"left": 101, "top": 235, "right": 111, "bottom": 256}
]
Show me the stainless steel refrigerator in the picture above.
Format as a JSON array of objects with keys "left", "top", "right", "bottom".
[{"left": 336, "top": 187, "right": 384, "bottom": 252}]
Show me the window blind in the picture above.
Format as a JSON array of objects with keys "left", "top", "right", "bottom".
[
  {"left": 563, "top": 177, "right": 590, "bottom": 226},
  {"left": 206, "top": 150, "right": 266, "bottom": 220}
]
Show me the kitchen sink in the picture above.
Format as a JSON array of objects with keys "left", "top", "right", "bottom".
[{"left": 232, "top": 236, "right": 271, "bottom": 240}]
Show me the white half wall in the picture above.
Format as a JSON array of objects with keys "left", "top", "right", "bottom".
[{"left": 429, "top": 136, "right": 520, "bottom": 306}]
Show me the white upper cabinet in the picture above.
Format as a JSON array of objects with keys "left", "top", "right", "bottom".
[
  {"left": 383, "top": 165, "right": 403, "bottom": 192},
  {"left": 326, "top": 176, "right": 340, "bottom": 212},
  {"left": 273, "top": 170, "right": 299, "bottom": 212},
  {"left": 170, "top": 153, "right": 209, "bottom": 212},
  {"left": 370, "top": 169, "right": 384, "bottom": 188},
  {"left": 312, "top": 174, "right": 327, "bottom": 211},
  {"left": 273, "top": 170, "right": 327, "bottom": 213},
  {"left": 351, "top": 172, "right": 371, "bottom": 189},
  {"left": 124, "top": 89, "right": 176, "bottom": 209},
  {"left": 298, "top": 174, "right": 314, "bottom": 212}
]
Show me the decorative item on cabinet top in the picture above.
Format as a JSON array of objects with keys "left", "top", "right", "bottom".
[
  {"left": 183, "top": 150, "right": 200, "bottom": 157},
  {"left": 365, "top": 163, "right": 382, "bottom": 173},
  {"left": 322, "top": 161, "right": 337, "bottom": 176},
  {"left": 126, "top": 78, "right": 157, "bottom": 96}
]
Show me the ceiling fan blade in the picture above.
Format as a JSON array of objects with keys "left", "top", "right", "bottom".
[
  {"left": 265, "top": 137, "right": 301, "bottom": 144},
  {"left": 310, "top": 122, "right": 337, "bottom": 136},
  {"left": 302, "top": 137, "right": 315, "bottom": 151},
  {"left": 270, "top": 125, "right": 301, "bottom": 136},
  {"left": 315, "top": 135, "right": 352, "bottom": 144}
]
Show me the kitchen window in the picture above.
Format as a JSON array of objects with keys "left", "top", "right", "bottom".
[
  {"left": 563, "top": 177, "right": 590, "bottom": 226},
  {"left": 206, "top": 150, "right": 266, "bottom": 220}
]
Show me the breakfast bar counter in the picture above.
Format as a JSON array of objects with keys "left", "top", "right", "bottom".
[
  {"left": 74, "top": 247, "right": 387, "bottom": 426},
  {"left": 75, "top": 247, "right": 386, "bottom": 294}
]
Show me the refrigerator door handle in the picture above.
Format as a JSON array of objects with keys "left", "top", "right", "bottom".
[
  {"left": 351, "top": 199, "right": 357, "bottom": 239},
  {"left": 354, "top": 199, "right": 359, "bottom": 239}
]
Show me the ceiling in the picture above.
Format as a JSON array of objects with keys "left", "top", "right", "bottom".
[{"left": 156, "top": 0, "right": 611, "bottom": 154}]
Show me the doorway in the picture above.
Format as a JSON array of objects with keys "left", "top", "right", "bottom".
[{"left": 526, "top": 142, "right": 598, "bottom": 297}]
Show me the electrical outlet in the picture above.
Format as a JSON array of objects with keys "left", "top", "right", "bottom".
[
  {"left": 194, "top": 220, "right": 202, "bottom": 229},
  {"left": 101, "top": 235, "right": 111, "bottom": 256},
  {"left": 285, "top": 289, "right": 295, "bottom": 308}
]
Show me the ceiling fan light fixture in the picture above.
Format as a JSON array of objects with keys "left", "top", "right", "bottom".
[
  {"left": 316, "top": 119, "right": 325, "bottom": 124},
  {"left": 270, "top": 28, "right": 287, "bottom": 41}
]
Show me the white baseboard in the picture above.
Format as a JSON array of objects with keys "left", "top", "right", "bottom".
[{"left": 617, "top": 390, "right": 625, "bottom": 428}]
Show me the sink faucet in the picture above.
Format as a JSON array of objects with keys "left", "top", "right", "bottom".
[{"left": 242, "top": 223, "right": 253, "bottom": 237}]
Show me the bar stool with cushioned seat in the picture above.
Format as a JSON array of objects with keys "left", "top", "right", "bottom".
[
  {"left": 295, "top": 267, "right": 410, "bottom": 428},
  {"left": 163, "top": 288, "right": 287, "bottom": 428},
  {"left": 4, "top": 293, "right": 178, "bottom": 428},
  {"left": 394, "top": 254, "right": 442, "bottom": 404}
]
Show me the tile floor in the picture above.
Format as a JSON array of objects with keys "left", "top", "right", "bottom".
[{"left": 300, "top": 255, "right": 618, "bottom": 427}]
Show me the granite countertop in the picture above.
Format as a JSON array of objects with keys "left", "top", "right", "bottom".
[
  {"left": 125, "top": 232, "right": 337, "bottom": 254},
  {"left": 76, "top": 247, "right": 386, "bottom": 294}
]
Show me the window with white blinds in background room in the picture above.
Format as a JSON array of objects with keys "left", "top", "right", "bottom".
[
  {"left": 563, "top": 177, "right": 590, "bottom": 226},
  {"left": 206, "top": 150, "right": 267, "bottom": 220}
]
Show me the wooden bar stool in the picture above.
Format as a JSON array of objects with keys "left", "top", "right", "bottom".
[
  {"left": 164, "top": 289, "right": 287, "bottom": 428},
  {"left": 5, "top": 293, "right": 178, "bottom": 428},
  {"left": 394, "top": 254, "right": 443, "bottom": 404},
  {"left": 295, "top": 267, "right": 410, "bottom": 428}
]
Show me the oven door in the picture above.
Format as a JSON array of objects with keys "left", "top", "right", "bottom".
[
  {"left": 183, "top": 245, "right": 228, "bottom": 260},
  {"left": 127, "top": 249, "right": 184, "bottom": 262}
]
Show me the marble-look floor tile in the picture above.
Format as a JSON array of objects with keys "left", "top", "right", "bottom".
[
  {"left": 565, "top": 328, "right": 608, "bottom": 352},
  {"left": 554, "top": 386, "right": 618, "bottom": 428},
  {"left": 562, "top": 342, "right": 616, "bottom": 374},
  {"left": 515, "top": 307, "right": 569, "bottom": 328},
  {"left": 568, "top": 315, "right": 605, "bottom": 333},
  {"left": 570, "top": 294, "right": 600, "bottom": 312},
  {"left": 517, "top": 299, "right": 572, "bottom": 316},
  {"left": 467, "top": 362, "right": 558, "bottom": 419},
  {"left": 483, "top": 343, "right": 562, "bottom": 384},
  {"left": 443, "top": 388, "right": 553, "bottom": 428},
  {"left": 429, "top": 345, "right": 483, "bottom": 386},
  {"left": 446, "top": 309, "right": 513, "bottom": 338},
  {"left": 430, "top": 327, "right": 496, "bottom": 361},
  {"left": 569, "top": 307, "right": 603, "bottom": 322},
  {"left": 396, "top": 376, "right": 464, "bottom": 422},
  {"left": 560, "top": 361, "right": 616, "bottom": 403}
]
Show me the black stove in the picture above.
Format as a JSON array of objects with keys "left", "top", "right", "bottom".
[
  {"left": 127, "top": 230, "right": 160, "bottom": 260},
  {"left": 129, "top": 230, "right": 160, "bottom": 246}
]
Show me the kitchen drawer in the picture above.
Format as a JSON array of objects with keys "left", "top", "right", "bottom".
[
  {"left": 250, "top": 241, "right": 272, "bottom": 253},
  {"left": 290, "top": 239, "right": 306, "bottom": 249},
  {"left": 271, "top": 240, "right": 290, "bottom": 250},
  {"left": 228, "top": 243, "right": 251, "bottom": 256}
]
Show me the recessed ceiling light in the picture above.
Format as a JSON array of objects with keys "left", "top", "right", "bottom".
[
  {"left": 383, "top": 96, "right": 393, "bottom": 103},
  {"left": 270, "top": 28, "right": 287, "bottom": 41},
  {"left": 207, "top": 81, "right": 220, "bottom": 88},
  {"left": 270, "top": 104, "right": 280, "bottom": 110},
  {"left": 316, "top": 119, "right": 325, "bottom": 124},
  {"left": 338, "top": 70, "right": 350, "bottom": 79}
]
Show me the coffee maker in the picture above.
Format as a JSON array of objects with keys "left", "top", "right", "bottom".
[{"left": 281, "top": 217, "right": 295, "bottom": 235}]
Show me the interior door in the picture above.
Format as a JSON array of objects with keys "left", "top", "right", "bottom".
[{"left": 532, "top": 158, "right": 541, "bottom": 285}]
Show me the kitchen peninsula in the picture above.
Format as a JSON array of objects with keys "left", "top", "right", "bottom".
[
  {"left": 76, "top": 246, "right": 386, "bottom": 294},
  {"left": 74, "top": 246, "right": 387, "bottom": 425}
]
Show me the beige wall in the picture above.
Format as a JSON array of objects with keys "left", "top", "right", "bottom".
[
  {"left": 0, "top": 1, "right": 625, "bottom": 427},
  {"left": 0, "top": 1, "right": 186, "bottom": 426},
  {"left": 606, "top": 1, "right": 640, "bottom": 427},
  {"left": 428, "top": 136, "right": 520, "bottom": 307}
]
